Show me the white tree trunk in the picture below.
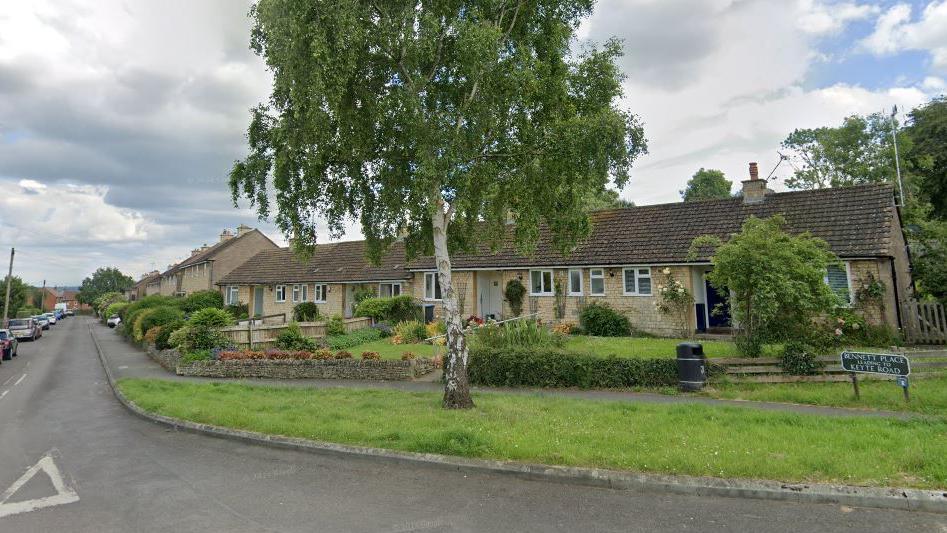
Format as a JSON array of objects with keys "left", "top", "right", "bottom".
[{"left": 431, "top": 204, "right": 474, "bottom": 409}]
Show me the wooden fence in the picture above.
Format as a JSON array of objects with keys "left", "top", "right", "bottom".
[
  {"left": 220, "top": 317, "right": 373, "bottom": 350},
  {"left": 717, "top": 348, "right": 947, "bottom": 383},
  {"left": 903, "top": 300, "right": 947, "bottom": 345}
]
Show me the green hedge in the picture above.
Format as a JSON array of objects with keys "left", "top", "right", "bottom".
[
  {"left": 468, "top": 347, "right": 721, "bottom": 389},
  {"left": 326, "top": 328, "right": 384, "bottom": 350}
]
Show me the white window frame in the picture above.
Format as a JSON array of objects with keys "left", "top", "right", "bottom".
[
  {"left": 313, "top": 284, "right": 328, "bottom": 303},
  {"left": 424, "top": 273, "right": 442, "bottom": 301},
  {"left": 226, "top": 286, "right": 239, "bottom": 305},
  {"left": 589, "top": 268, "right": 606, "bottom": 296},
  {"left": 568, "top": 268, "right": 583, "bottom": 296},
  {"left": 379, "top": 282, "right": 402, "bottom": 298},
  {"left": 292, "top": 284, "right": 302, "bottom": 303},
  {"left": 275, "top": 284, "right": 286, "bottom": 303},
  {"left": 529, "top": 269, "right": 554, "bottom": 296},
  {"left": 825, "top": 262, "right": 853, "bottom": 307},
  {"left": 622, "top": 267, "right": 653, "bottom": 296}
]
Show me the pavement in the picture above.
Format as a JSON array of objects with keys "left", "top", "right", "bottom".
[{"left": 0, "top": 316, "right": 944, "bottom": 532}]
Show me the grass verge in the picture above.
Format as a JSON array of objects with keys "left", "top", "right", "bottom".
[{"left": 117, "top": 378, "right": 947, "bottom": 489}]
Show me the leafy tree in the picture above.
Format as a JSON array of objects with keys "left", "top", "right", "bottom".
[
  {"left": 904, "top": 203, "right": 947, "bottom": 305},
  {"left": 680, "top": 168, "right": 732, "bottom": 202},
  {"left": 1, "top": 275, "right": 28, "bottom": 320},
  {"left": 94, "top": 292, "right": 126, "bottom": 318},
  {"left": 689, "top": 216, "right": 838, "bottom": 356},
  {"left": 77, "top": 267, "right": 134, "bottom": 306},
  {"left": 904, "top": 96, "right": 947, "bottom": 219},
  {"left": 583, "top": 188, "right": 634, "bottom": 211},
  {"left": 781, "top": 113, "right": 906, "bottom": 191},
  {"left": 230, "top": 1, "right": 646, "bottom": 408}
]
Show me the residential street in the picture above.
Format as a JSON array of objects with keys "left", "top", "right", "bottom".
[{"left": 0, "top": 316, "right": 941, "bottom": 532}]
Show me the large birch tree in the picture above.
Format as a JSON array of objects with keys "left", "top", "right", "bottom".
[{"left": 230, "top": 0, "right": 646, "bottom": 408}]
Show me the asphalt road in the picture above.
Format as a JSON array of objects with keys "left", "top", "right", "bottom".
[{"left": 0, "top": 317, "right": 943, "bottom": 532}]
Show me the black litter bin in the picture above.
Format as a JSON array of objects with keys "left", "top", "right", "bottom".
[{"left": 676, "top": 342, "right": 706, "bottom": 392}]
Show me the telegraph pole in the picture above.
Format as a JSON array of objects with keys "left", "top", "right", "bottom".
[
  {"left": 40, "top": 279, "right": 46, "bottom": 313},
  {"left": 889, "top": 105, "right": 906, "bottom": 206},
  {"left": 3, "top": 248, "right": 14, "bottom": 326}
]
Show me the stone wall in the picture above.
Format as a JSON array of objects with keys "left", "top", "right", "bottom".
[
  {"left": 176, "top": 357, "right": 436, "bottom": 380},
  {"left": 144, "top": 343, "right": 181, "bottom": 372}
]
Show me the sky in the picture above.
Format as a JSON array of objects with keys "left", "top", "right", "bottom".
[{"left": 0, "top": 0, "right": 945, "bottom": 286}]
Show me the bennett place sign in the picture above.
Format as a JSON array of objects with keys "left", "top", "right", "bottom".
[{"left": 840, "top": 351, "right": 910, "bottom": 376}]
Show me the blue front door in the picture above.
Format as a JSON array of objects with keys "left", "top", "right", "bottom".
[{"left": 705, "top": 278, "right": 730, "bottom": 329}]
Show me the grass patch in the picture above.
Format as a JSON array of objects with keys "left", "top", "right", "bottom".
[
  {"left": 705, "top": 375, "right": 947, "bottom": 416},
  {"left": 118, "top": 378, "right": 947, "bottom": 489}
]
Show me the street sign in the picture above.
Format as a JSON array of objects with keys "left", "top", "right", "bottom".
[{"left": 840, "top": 351, "right": 910, "bottom": 376}]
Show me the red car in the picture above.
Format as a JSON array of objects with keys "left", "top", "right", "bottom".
[{"left": 0, "top": 329, "right": 18, "bottom": 360}]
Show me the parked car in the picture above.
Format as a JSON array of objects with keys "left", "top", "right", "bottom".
[
  {"left": 0, "top": 329, "right": 18, "bottom": 360},
  {"left": 65, "top": 308, "right": 75, "bottom": 316},
  {"left": 53, "top": 309, "right": 64, "bottom": 320},
  {"left": 107, "top": 314, "right": 121, "bottom": 328},
  {"left": 32, "top": 315, "right": 50, "bottom": 330},
  {"left": 8, "top": 318, "right": 40, "bottom": 341},
  {"left": 44, "top": 312, "right": 57, "bottom": 325}
]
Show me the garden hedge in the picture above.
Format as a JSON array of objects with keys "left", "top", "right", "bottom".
[{"left": 468, "top": 347, "right": 722, "bottom": 389}]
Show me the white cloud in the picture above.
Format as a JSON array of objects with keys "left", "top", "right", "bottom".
[
  {"left": 861, "top": 1, "right": 947, "bottom": 70},
  {"left": 797, "top": 0, "right": 879, "bottom": 36}
]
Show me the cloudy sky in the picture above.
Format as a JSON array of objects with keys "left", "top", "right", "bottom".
[{"left": 0, "top": 0, "right": 945, "bottom": 286}]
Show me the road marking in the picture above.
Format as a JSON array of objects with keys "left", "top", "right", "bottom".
[
  {"left": 0, "top": 451, "right": 79, "bottom": 518},
  {"left": 0, "top": 391, "right": 7, "bottom": 401},
  {"left": 1, "top": 376, "right": 11, "bottom": 386},
  {"left": 13, "top": 374, "right": 26, "bottom": 387}
]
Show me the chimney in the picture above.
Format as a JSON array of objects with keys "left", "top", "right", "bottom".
[
  {"left": 219, "top": 228, "right": 234, "bottom": 242},
  {"left": 190, "top": 248, "right": 201, "bottom": 256},
  {"left": 201, "top": 243, "right": 210, "bottom": 252},
  {"left": 236, "top": 224, "right": 252, "bottom": 236},
  {"left": 741, "top": 162, "right": 771, "bottom": 204}
]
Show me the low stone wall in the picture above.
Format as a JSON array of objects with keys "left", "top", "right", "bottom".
[
  {"left": 176, "top": 358, "right": 436, "bottom": 381},
  {"left": 144, "top": 343, "right": 181, "bottom": 372}
]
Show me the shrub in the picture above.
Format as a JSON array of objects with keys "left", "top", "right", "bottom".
[
  {"left": 188, "top": 308, "right": 234, "bottom": 328},
  {"left": 552, "top": 322, "right": 574, "bottom": 335},
  {"left": 326, "top": 328, "right": 384, "bottom": 350},
  {"left": 179, "top": 290, "right": 224, "bottom": 313},
  {"left": 334, "top": 350, "right": 352, "bottom": 359},
  {"left": 105, "top": 302, "right": 129, "bottom": 319},
  {"left": 392, "top": 320, "right": 426, "bottom": 344},
  {"left": 140, "top": 305, "right": 185, "bottom": 334},
  {"left": 425, "top": 320, "right": 446, "bottom": 345},
  {"left": 352, "top": 286, "right": 376, "bottom": 307},
  {"left": 314, "top": 349, "right": 333, "bottom": 360},
  {"left": 167, "top": 326, "right": 190, "bottom": 350},
  {"left": 780, "top": 341, "right": 825, "bottom": 375},
  {"left": 180, "top": 350, "right": 212, "bottom": 364},
  {"left": 171, "top": 324, "right": 232, "bottom": 353},
  {"left": 467, "top": 347, "right": 715, "bottom": 389},
  {"left": 504, "top": 279, "right": 527, "bottom": 316},
  {"left": 144, "top": 326, "right": 162, "bottom": 344},
  {"left": 361, "top": 351, "right": 380, "bottom": 360},
  {"left": 326, "top": 314, "right": 346, "bottom": 336},
  {"left": 275, "top": 322, "right": 319, "bottom": 351},
  {"left": 131, "top": 308, "right": 156, "bottom": 341},
  {"left": 15, "top": 306, "right": 42, "bottom": 318},
  {"left": 293, "top": 302, "right": 320, "bottom": 322},
  {"left": 401, "top": 351, "right": 416, "bottom": 361},
  {"left": 470, "top": 319, "right": 563, "bottom": 349},
  {"left": 155, "top": 319, "right": 186, "bottom": 350},
  {"left": 354, "top": 295, "right": 419, "bottom": 323},
  {"left": 579, "top": 302, "right": 631, "bottom": 337},
  {"left": 225, "top": 303, "right": 250, "bottom": 320},
  {"left": 369, "top": 321, "right": 393, "bottom": 337}
]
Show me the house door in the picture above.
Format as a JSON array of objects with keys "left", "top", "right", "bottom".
[
  {"left": 344, "top": 285, "right": 355, "bottom": 318},
  {"left": 704, "top": 276, "right": 730, "bottom": 329},
  {"left": 477, "top": 272, "right": 502, "bottom": 320},
  {"left": 253, "top": 287, "right": 264, "bottom": 317}
]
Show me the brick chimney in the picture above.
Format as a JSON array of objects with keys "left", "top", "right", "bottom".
[
  {"left": 219, "top": 228, "right": 234, "bottom": 242},
  {"left": 236, "top": 224, "right": 252, "bottom": 236},
  {"left": 741, "top": 162, "right": 771, "bottom": 204},
  {"left": 190, "top": 248, "right": 201, "bottom": 256}
]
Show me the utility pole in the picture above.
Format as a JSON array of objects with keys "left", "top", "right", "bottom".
[
  {"left": 40, "top": 279, "right": 46, "bottom": 313},
  {"left": 3, "top": 248, "right": 13, "bottom": 327},
  {"left": 889, "top": 105, "right": 906, "bottom": 207}
]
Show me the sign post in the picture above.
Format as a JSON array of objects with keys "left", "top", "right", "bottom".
[{"left": 840, "top": 351, "right": 911, "bottom": 402}]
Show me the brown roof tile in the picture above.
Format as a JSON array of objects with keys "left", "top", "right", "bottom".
[{"left": 163, "top": 229, "right": 276, "bottom": 276}]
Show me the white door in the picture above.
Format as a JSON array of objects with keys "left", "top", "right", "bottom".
[{"left": 477, "top": 272, "right": 502, "bottom": 320}]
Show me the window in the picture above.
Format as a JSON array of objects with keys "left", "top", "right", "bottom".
[
  {"left": 530, "top": 270, "right": 553, "bottom": 296},
  {"left": 314, "top": 284, "right": 328, "bottom": 303},
  {"left": 275, "top": 285, "right": 286, "bottom": 302},
  {"left": 623, "top": 267, "right": 652, "bottom": 296},
  {"left": 379, "top": 282, "right": 402, "bottom": 298},
  {"left": 424, "top": 273, "right": 442, "bottom": 301},
  {"left": 292, "top": 284, "right": 304, "bottom": 302},
  {"left": 825, "top": 264, "right": 852, "bottom": 305},
  {"left": 589, "top": 269, "right": 605, "bottom": 295},
  {"left": 226, "top": 286, "right": 239, "bottom": 305},
  {"left": 568, "top": 269, "right": 583, "bottom": 295}
]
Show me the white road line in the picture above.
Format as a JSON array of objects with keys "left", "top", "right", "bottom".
[
  {"left": 0, "top": 390, "right": 7, "bottom": 401},
  {"left": 1, "top": 376, "right": 12, "bottom": 386},
  {"left": 0, "top": 452, "right": 80, "bottom": 518},
  {"left": 13, "top": 374, "right": 26, "bottom": 387}
]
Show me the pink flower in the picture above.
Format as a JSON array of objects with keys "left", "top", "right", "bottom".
[{"left": 834, "top": 328, "right": 843, "bottom": 336}]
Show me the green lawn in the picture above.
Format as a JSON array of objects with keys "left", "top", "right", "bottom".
[
  {"left": 704, "top": 375, "right": 947, "bottom": 416},
  {"left": 118, "top": 378, "right": 947, "bottom": 489}
]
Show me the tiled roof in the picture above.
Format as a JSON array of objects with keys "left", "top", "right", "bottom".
[
  {"left": 407, "top": 184, "right": 899, "bottom": 269},
  {"left": 217, "top": 241, "right": 411, "bottom": 285},
  {"left": 162, "top": 229, "right": 276, "bottom": 276}
]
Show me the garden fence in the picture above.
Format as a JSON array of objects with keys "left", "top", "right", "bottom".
[
  {"left": 220, "top": 316, "right": 372, "bottom": 350},
  {"left": 902, "top": 299, "right": 947, "bottom": 345}
]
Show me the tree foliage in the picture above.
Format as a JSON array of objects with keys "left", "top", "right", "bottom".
[
  {"left": 78, "top": 267, "right": 134, "bottom": 306},
  {"left": 1, "top": 275, "right": 28, "bottom": 319},
  {"left": 904, "top": 96, "right": 947, "bottom": 220},
  {"left": 689, "top": 216, "right": 839, "bottom": 356},
  {"left": 680, "top": 168, "right": 732, "bottom": 202},
  {"left": 231, "top": 0, "right": 647, "bottom": 408},
  {"left": 781, "top": 113, "right": 905, "bottom": 191},
  {"left": 583, "top": 188, "right": 634, "bottom": 211}
]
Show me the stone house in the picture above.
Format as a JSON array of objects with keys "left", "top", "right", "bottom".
[
  {"left": 125, "top": 271, "right": 160, "bottom": 301},
  {"left": 406, "top": 166, "right": 913, "bottom": 337},
  {"left": 216, "top": 241, "right": 411, "bottom": 319},
  {"left": 158, "top": 225, "right": 278, "bottom": 297}
]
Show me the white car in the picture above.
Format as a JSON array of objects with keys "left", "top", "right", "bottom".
[
  {"left": 44, "top": 312, "right": 57, "bottom": 325},
  {"left": 106, "top": 314, "right": 122, "bottom": 328}
]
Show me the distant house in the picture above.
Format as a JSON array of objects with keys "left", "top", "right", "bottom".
[
  {"left": 125, "top": 271, "right": 160, "bottom": 301},
  {"left": 216, "top": 241, "right": 411, "bottom": 319},
  {"left": 158, "top": 225, "right": 278, "bottom": 297}
]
